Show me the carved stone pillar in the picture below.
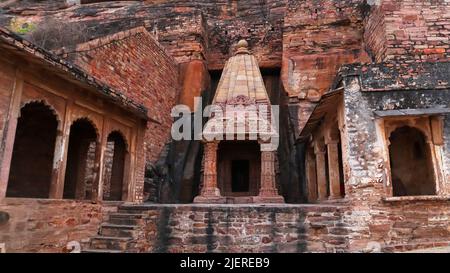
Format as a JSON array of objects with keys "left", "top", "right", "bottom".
[
  {"left": 306, "top": 147, "right": 318, "bottom": 202},
  {"left": 194, "top": 141, "right": 225, "bottom": 203},
  {"left": 326, "top": 140, "right": 342, "bottom": 199},
  {"left": 253, "top": 144, "right": 284, "bottom": 203},
  {"left": 314, "top": 142, "right": 328, "bottom": 201}
]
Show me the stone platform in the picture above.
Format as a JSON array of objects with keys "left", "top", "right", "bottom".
[
  {"left": 82, "top": 202, "right": 450, "bottom": 253},
  {"left": 84, "top": 203, "right": 353, "bottom": 253}
]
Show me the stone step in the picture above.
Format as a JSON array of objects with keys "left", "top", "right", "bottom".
[
  {"left": 89, "top": 236, "right": 133, "bottom": 251},
  {"left": 82, "top": 248, "right": 123, "bottom": 253},
  {"left": 100, "top": 223, "right": 139, "bottom": 237},
  {"left": 117, "top": 207, "right": 150, "bottom": 214},
  {"left": 226, "top": 197, "right": 254, "bottom": 204},
  {"left": 108, "top": 213, "right": 145, "bottom": 225},
  {"left": 404, "top": 246, "right": 450, "bottom": 253},
  {"left": 383, "top": 241, "right": 450, "bottom": 253}
]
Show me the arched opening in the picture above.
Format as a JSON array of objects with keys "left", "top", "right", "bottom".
[
  {"left": 63, "top": 119, "right": 98, "bottom": 199},
  {"left": 389, "top": 126, "right": 436, "bottom": 196},
  {"left": 102, "top": 131, "right": 127, "bottom": 201},
  {"left": 6, "top": 102, "right": 58, "bottom": 198}
]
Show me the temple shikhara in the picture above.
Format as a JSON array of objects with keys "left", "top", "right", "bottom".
[{"left": 0, "top": 0, "right": 449, "bottom": 253}]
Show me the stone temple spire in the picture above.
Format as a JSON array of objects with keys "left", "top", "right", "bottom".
[{"left": 211, "top": 39, "right": 271, "bottom": 106}]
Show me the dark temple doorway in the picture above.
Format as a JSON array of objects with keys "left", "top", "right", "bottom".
[
  {"left": 231, "top": 160, "right": 250, "bottom": 192},
  {"left": 217, "top": 141, "right": 260, "bottom": 197}
]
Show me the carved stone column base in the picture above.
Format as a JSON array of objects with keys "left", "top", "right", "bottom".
[
  {"left": 253, "top": 195, "right": 285, "bottom": 204},
  {"left": 193, "top": 187, "right": 226, "bottom": 203},
  {"left": 328, "top": 195, "right": 342, "bottom": 200},
  {"left": 193, "top": 195, "right": 227, "bottom": 204}
]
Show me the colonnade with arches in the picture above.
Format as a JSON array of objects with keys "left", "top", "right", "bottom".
[{"left": 0, "top": 75, "right": 141, "bottom": 203}]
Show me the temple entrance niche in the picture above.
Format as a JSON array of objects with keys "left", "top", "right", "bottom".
[
  {"left": 194, "top": 39, "right": 284, "bottom": 204},
  {"left": 217, "top": 141, "right": 261, "bottom": 197},
  {"left": 102, "top": 131, "right": 127, "bottom": 201},
  {"left": 389, "top": 126, "right": 436, "bottom": 196},
  {"left": 6, "top": 102, "right": 58, "bottom": 198},
  {"left": 63, "top": 118, "right": 98, "bottom": 200}
]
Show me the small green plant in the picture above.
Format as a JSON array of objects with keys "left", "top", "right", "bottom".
[{"left": 9, "top": 17, "right": 36, "bottom": 35}]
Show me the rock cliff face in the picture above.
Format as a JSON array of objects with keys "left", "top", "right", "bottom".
[{"left": 0, "top": 0, "right": 286, "bottom": 69}]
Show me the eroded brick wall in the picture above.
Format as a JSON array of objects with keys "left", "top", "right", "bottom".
[
  {"left": 365, "top": 0, "right": 450, "bottom": 62},
  {"left": 109, "top": 202, "right": 450, "bottom": 253},
  {"left": 68, "top": 28, "right": 179, "bottom": 164},
  {"left": 129, "top": 204, "right": 350, "bottom": 253},
  {"left": 0, "top": 199, "right": 117, "bottom": 253},
  {"left": 371, "top": 200, "right": 450, "bottom": 252}
]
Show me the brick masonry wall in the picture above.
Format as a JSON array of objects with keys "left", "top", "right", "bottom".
[
  {"left": 0, "top": 199, "right": 118, "bottom": 253},
  {"left": 365, "top": 0, "right": 450, "bottom": 62},
  {"left": 68, "top": 28, "right": 179, "bottom": 164},
  {"left": 364, "top": 1, "right": 387, "bottom": 62},
  {"left": 99, "top": 203, "right": 450, "bottom": 253},
  {"left": 2, "top": 200, "right": 450, "bottom": 252},
  {"left": 371, "top": 200, "right": 450, "bottom": 252},
  {"left": 126, "top": 204, "right": 351, "bottom": 253}
]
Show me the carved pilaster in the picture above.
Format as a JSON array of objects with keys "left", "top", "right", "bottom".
[
  {"left": 326, "top": 140, "right": 342, "bottom": 199},
  {"left": 194, "top": 141, "right": 225, "bottom": 203},
  {"left": 314, "top": 142, "right": 328, "bottom": 201},
  {"left": 306, "top": 147, "right": 318, "bottom": 202},
  {"left": 253, "top": 147, "right": 284, "bottom": 203}
]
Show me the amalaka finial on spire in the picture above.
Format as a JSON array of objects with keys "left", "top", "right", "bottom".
[{"left": 234, "top": 39, "right": 250, "bottom": 55}]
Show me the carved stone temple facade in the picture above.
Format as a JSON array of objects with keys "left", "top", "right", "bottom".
[
  {"left": 0, "top": 0, "right": 449, "bottom": 253},
  {"left": 195, "top": 40, "right": 284, "bottom": 204}
]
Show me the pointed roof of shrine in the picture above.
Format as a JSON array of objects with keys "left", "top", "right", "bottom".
[
  {"left": 202, "top": 40, "right": 278, "bottom": 142},
  {"left": 212, "top": 39, "right": 271, "bottom": 105}
]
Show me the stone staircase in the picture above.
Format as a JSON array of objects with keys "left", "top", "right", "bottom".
[{"left": 82, "top": 208, "right": 146, "bottom": 253}]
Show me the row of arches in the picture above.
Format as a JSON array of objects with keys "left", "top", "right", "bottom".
[
  {"left": 6, "top": 101, "right": 128, "bottom": 201},
  {"left": 305, "top": 121, "right": 438, "bottom": 201}
]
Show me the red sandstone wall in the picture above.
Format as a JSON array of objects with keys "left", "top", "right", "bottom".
[
  {"left": 0, "top": 199, "right": 117, "bottom": 253},
  {"left": 68, "top": 28, "right": 179, "bottom": 163},
  {"left": 365, "top": 0, "right": 450, "bottom": 62},
  {"left": 281, "top": 0, "right": 371, "bottom": 135},
  {"left": 281, "top": 0, "right": 370, "bottom": 100}
]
